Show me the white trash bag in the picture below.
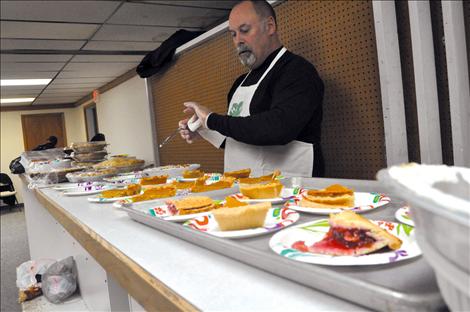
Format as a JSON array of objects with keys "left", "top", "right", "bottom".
[{"left": 16, "top": 259, "right": 55, "bottom": 303}]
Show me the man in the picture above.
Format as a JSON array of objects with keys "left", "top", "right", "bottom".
[
  {"left": 179, "top": 0, "right": 324, "bottom": 177},
  {"left": 32, "top": 136, "right": 58, "bottom": 151}
]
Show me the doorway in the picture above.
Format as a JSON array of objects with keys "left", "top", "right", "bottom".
[
  {"left": 84, "top": 103, "right": 99, "bottom": 141},
  {"left": 21, "top": 113, "right": 67, "bottom": 151}
]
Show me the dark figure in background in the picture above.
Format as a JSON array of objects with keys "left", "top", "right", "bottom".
[
  {"left": 90, "top": 133, "right": 105, "bottom": 142},
  {"left": 32, "top": 136, "right": 58, "bottom": 151}
]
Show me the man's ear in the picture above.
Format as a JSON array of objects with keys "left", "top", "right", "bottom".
[{"left": 266, "top": 16, "right": 276, "bottom": 35}]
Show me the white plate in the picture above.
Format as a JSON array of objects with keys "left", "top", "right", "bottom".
[
  {"left": 233, "top": 187, "right": 303, "bottom": 204},
  {"left": 63, "top": 185, "right": 115, "bottom": 196},
  {"left": 395, "top": 205, "right": 414, "bottom": 227},
  {"left": 177, "top": 173, "right": 222, "bottom": 183},
  {"left": 53, "top": 182, "right": 103, "bottom": 191},
  {"left": 87, "top": 191, "right": 144, "bottom": 203},
  {"left": 285, "top": 192, "right": 391, "bottom": 215},
  {"left": 184, "top": 208, "right": 299, "bottom": 239},
  {"left": 270, "top": 219, "right": 420, "bottom": 266},
  {"left": 143, "top": 164, "right": 200, "bottom": 178}
]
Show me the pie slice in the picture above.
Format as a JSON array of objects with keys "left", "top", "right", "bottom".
[
  {"left": 223, "top": 168, "right": 251, "bottom": 179},
  {"left": 239, "top": 180, "right": 283, "bottom": 199},
  {"left": 190, "top": 177, "right": 235, "bottom": 193},
  {"left": 238, "top": 170, "right": 281, "bottom": 184},
  {"left": 304, "top": 211, "right": 402, "bottom": 256},
  {"left": 182, "top": 169, "right": 204, "bottom": 179},
  {"left": 213, "top": 202, "right": 271, "bottom": 231},
  {"left": 101, "top": 184, "right": 141, "bottom": 198},
  {"left": 166, "top": 196, "right": 219, "bottom": 215},
  {"left": 131, "top": 184, "right": 176, "bottom": 202},
  {"left": 140, "top": 175, "right": 168, "bottom": 185},
  {"left": 299, "top": 184, "right": 355, "bottom": 208}
]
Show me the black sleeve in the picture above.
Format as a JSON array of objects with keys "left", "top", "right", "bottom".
[{"left": 208, "top": 62, "right": 323, "bottom": 146}]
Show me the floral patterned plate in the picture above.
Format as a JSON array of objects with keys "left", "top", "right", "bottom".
[
  {"left": 147, "top": 204, "right": 213, "bottom": 222},
  {"left": 233, "top": 187, "right": 303, "bottom": 205},
  {"left": 395, "top": 205, "right": 414, "bottom": 227},
  {"left": 53, "top": 181, "right": 105, "bottom": 191},
  {"left": 285, "top": 192, "right": 391, "bottom": 215},
  {"left": 269, "top": 219, "right": 420, "bottom": 266},
  {"left": 184, "top": 207, "right": 299, "bottom": 239}
]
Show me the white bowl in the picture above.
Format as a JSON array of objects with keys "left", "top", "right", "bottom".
[{"left": 377, "top": 164, "right": 470, "bottom": 311}]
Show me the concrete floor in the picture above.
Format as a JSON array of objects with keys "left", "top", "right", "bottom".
[{"left": 1, "top": 207, "right": 30, "bottom": 312}]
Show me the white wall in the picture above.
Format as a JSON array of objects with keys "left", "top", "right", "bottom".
[
  {"left": 95, "top": 76, "right": 155, "bottom": 165},
  {"left": 0, "top": 107, "right": 86, "bottom": 203}
]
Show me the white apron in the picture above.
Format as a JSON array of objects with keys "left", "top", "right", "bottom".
[{"left": 224, "top": 47, "right": 314, "bottom": 177}]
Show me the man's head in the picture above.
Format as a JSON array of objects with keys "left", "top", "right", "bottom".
[{"left": 229, "top": 0, "right": 281, "bottom": 69}]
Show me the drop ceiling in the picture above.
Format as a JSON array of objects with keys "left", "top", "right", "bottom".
[{"left": 0, "top": 0, "right": 238, "bottom": 108}]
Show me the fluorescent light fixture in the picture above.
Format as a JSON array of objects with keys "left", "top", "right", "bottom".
[
  {"left": 1, "top": 98, "right": 35, "bottom": 104},
  {"left": 1, "top": 79, "right": 51, "bottom": 86}
]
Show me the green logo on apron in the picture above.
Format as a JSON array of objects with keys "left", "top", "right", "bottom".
[{"left": 229, "top": 101, "right": 244, "bottom": 116}]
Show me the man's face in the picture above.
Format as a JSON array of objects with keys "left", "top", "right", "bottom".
[{"left": 229, "top": 1, "right": 272, "bottom": 69}]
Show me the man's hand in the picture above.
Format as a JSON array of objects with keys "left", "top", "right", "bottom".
[
  {"left": 178, "top": 118, "right": 201, "bottom": 144},
  {"left": 183, "top": 101, "right": 212, "bottom": 129}
]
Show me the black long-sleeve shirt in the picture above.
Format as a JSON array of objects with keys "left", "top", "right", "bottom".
[{"left": 207, "top": 47, "right": 324, "bottom": 146}]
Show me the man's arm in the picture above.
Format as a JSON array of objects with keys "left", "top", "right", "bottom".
[{"left": 208, "top": 64, "right": 323, "bottom": 146}]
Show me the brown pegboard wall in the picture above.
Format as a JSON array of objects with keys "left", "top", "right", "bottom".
[{"left": 150, "top": 0, "right": 386, "bottom": 179}]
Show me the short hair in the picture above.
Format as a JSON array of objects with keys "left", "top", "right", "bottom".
[{"left": 236, "top": 0, "right": 277, "bottom": 26}]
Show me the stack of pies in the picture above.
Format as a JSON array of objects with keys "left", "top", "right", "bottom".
[{"left": 70, "top": 141, "right": 108, "bottom": 166}]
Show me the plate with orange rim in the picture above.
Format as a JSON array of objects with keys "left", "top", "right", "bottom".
[
  {"left": 184, "top": 207, "right": 299, "bottom": 239},
  {"left": 285, "top": 192, "right": 391, "bottom": 215},
  {"left": 233, "top": 187, "right": 304, "bottom": 204}
]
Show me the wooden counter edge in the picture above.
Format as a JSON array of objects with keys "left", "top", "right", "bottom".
[{"left": 35, "top": 189, "right": 199, "bottom": 312}]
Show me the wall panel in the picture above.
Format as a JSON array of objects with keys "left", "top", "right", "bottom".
[{"left": 150, "top": 0, "right": 385, "bottom": 179}]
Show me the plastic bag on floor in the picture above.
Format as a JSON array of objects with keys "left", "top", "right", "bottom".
[
  {"left": 42, "top": 256, "right": 78, "bottom": 303},
  {"left": 16, "top": 259, "right": 55, "bottom": 303}
]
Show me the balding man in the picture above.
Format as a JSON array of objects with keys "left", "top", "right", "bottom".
[{"left": 179, "top": 0, "right": 324, "bottom": 177}]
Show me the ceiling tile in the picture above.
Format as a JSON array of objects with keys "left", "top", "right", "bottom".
[
  {"left": 0, "top": 102, "right": 34, "bottom": 107},
  {"left": 92, "top": 24, "right": 198, "bottom": 42},
  {"left": 1, "top": 21, "right": 99, "bottom": 40},
  {"left": 36, "top": 95, "right": 83, "bottom": 101},
  {"left": 71, "top": 55, "right": 143, "bottom": 63},
  {"left": 0, "top": 71, "right": 58, "bottom": 79},
  {"left": 1, "top": 62, "right": 65, "bottom": 72},
  {"left": 1, "top": 85, "right": 44, "bottom": 92},
  {"left": 131, "top": 1, "right": 237, "bottom": 10},
  {"left": 108, "top": 3, "right": 226, "bottom": 28},
  {"left": 82, "top": 40, "right": 158, "bottom": 51},
  {"left": 0, "top": 91, "right": 42, "bottom": 98},
  {"left": 46, "top": 84, "right": 101, "bottom": 90},
  {"left": 52, "top": 77, "right": 114, "bottom": 84},
  {"left": 1, "top": 39, "right": 86, "bottom": 50},
  {"left": 0, "top": 54, "right": 73, "bottom": 62},
  {"left": 33, "top": 99, "right": 76, "bottom": 104},
  {"left": 1, "top": 1, "right": 120, "bottom": 23}
]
